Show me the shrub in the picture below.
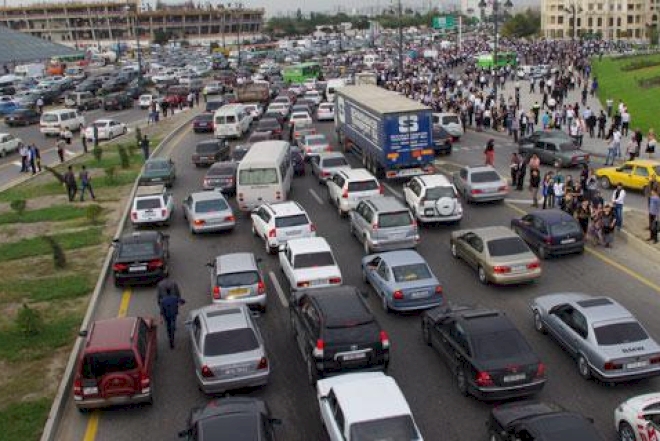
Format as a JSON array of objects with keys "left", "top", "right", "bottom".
[
  {"left": 118, "top": 146, "right": 130, "bottom": 169},
  {"left": 9, "top": 199, "right": 26, "bottom": 216},
  {"left": 15, "top": 304, "right": 44, "bottom": 336},
  {"left": 85, "top": 204, "right": 103, "bottom": 224},
  {"left": 104, "top": 166, "right": 116, "bottom": 185},
  {"left": 43, "top": 236, "right": 66, "bottom": 269},
  {"left": 92, "top": 146, "right": 103, "bottom": 162}
]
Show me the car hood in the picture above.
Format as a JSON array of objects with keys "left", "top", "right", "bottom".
[{"left": 492, "top": 401, "right": 557, "bottom": 427}]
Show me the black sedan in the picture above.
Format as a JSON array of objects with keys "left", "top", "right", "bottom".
[
  {"left": 510, "top": 209, "right": 584, "bottom": 259},
  {"left": 433, "top": 125, "right": 453, "bottom": 155},
  {"left": 4, "top": 108, "right": 41, "bottom": 126},
  {"left": 178, "top": 398, "right": 281, "bottom": 441},
  {"left": 111, "top": 231, "right": 170, "bottom": 287},
  {"left": 487, "top": 400, "right": 602, "bottom": 441},
  {"left": 255, "top": 117, "right": 283, "bottom": 139},
  {"left": 421, "top": 305, "right": 546, "bottom": 401}
]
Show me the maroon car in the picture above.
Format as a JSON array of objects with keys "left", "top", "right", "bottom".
[{"left": 192, "top": 113, "right": 214, "bottom": 133}]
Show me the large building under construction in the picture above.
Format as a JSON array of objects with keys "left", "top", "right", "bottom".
[{"left": 0, "top": 1, "right": 265, "bottom": 48}]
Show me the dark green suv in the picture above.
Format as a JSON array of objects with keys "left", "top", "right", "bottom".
[{"left": 103, "top": 92, "right": 133, "bottom": 111}]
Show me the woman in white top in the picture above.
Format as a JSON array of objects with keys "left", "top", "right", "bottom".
[{"left": 553, "top": 176, "right": 565, "bottom": 210}]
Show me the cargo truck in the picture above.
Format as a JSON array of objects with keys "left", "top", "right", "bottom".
[
  {"left": 235, "top": 80, "right": 270, "bottom": 104},
  {"left": 335, "top": 85, "right": 435, "bottom": 179}
]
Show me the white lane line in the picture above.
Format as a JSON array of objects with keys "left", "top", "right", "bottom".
[
  {"left": 308, "top": 188, "right": 324, "bottom": 205},
  {"left": 382, "top": 183, "right": 402, "bottom": 198},
  {"left": 268, "top": 271, "right": 289, "bottom": 307}
]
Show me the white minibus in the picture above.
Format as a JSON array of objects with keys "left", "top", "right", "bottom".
[{"left": 213, "top": 103, "right": 252, "bottom": 139}]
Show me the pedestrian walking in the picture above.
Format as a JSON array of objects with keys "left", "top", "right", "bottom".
[
  {"left": 606, "top": 97, "right": 613, "bottom": 116},
  {"left": 529, "top": 168, "right": 541, "bottom": 207},
  {"left": 575, "top": 200, "right": 590, "bottom": 234},
  {"left": 27, "top": 144, "right": 36, "bottom": 174},
  {"left": 484, "top": 139, "right": 495, "bottom": 166},
  {"left": 161, "top": 100, "right": 169, "bottom": 119},
  {"left": 56, "top": 138, "right": 66, "bottom": 163},
  {"left": 157, "top": 278, "right": 185, "bottom": 349},
  {"left": 62, "top": 128, "right": 73, "bottom": 145},
  {"left": 63, "top": 166, "right": 77, "bottom": 202},
  {"left": 529, "top": 153, "right": 541, "bottom": 171},
  {"left": 647, "top": 129, "right": 657, "bottom": 159},
  {"left": 554, "top": 176, "right": 565, "bottom": 210},
  {"left": 517, "top": 157, "right": 527, "bottom": 191},
  {"left": 36, "top": 96, "right": 44, "bottom": 114},
  {"left": 509, "top": 153, "right": 520, "bottom": 187},
  {"left": 81, "top": 129, "right": 88, "bottom": 153},
  {"left": 648, "top": 188, "right": 660, "bottom": 243},
  {"left": 18, "top": 142, "right": 28, "bottom": 172},
  {"left": 79, "top": 165, "right": 95, "bottom": 201},
  {"left": 141, "top": 135, "right": 150, "bottom": 160},
  {"left": 611, "top": 183, "right": 626, "bottom": 230},
  {"left": 33, "top": 144, "right": 41, "bottom": 172},
  {"left": 93, "top": 124, "right": 99, "bottom": 148},
  {"left": 601, "top": 204, "right": 616, "bottom": 248}
]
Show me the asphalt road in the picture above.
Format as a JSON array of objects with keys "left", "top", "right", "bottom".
[{"left": 53, "top": 120, "right": 660, "bottom": 441}]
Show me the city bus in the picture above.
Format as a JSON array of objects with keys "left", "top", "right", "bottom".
[
  {"left": 476, "top": 52, "right": 518, "bottom": 69},
  {"left": 282, "top": 62, "right": 321, "bottom": 84}
]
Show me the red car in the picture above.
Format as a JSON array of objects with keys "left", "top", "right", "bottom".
[
  {"left": 73, "top": 316, "right": 157, "bottom": 411},
  {"left": 192, "top": 113, "right": 214, "bottom": 133}
]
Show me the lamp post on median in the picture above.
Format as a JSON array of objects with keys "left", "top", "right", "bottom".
[
  {"left": 478, "top": 0, "right": 513, "bottom": 102},
  {"left": 124, "top": 5, "right": 143, "bottom": 87},
  {"left": 561, "top": 3, "right": 584, "bottom": 40}
]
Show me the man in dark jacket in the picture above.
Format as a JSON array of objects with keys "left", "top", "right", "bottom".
[
  {"left": 64, "top": 166, "right": 77, "bottom": 202},
  {"left": 157, "top": 278, "right": 185, "bottom": 349}
]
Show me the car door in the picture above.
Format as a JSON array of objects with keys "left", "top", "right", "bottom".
[
  {"left": 279, "top": 245, "right": 295, "bottom": 286},
  {"left": 546, "top": 305, "right": 581, "bottom": 355},
  {"left": 328, "top": 174, "right": 342, "bottom": 202},
  {"left": 515, "top": 214, "right": 534, "bottom": 243},
  {"left": 632, "top": 165, "right": 650, "bottom": 190},
  {"left": 183, "top": 196, "right": 192, "bottom": 222},
  {"left": 310, "top": 156, "right": 320, "bottom": 176},
  {"left": 251, "top": 207, "right": 269, "bottom": 239},
  {"left": 529, "top": 215, "right": 548, "bottom": 249},
  {"left": 462, "top": 233, "right": 483, "bottom": 269},
  {"left": 442, "top": 321, "right": 470, "bottom": 373},
  {"left": 189, "top": 316, "right": 203, "bottom": 373},
  {"left": 455, "top": 168, "right": 467, "bottom": 193},
  {"left": 298, "top": 299, "right": 320, "bottom": 359},
  {"left": 404, "top": 178, "right": 420, "bottom": 211},
  {"left": 372, "top": 259, "right": 391, "bottom": 299},
  {"left": 613, "top": 163, "right": 634, "bottom": 187},
  {"left": 351, "top": 202, "right": 369, "bottom": 239},
  {"left": 544, "top": 141, "right": 559, "bottom": 164},
  {"left": 319, "top": 390, "right": 346, "bottom": 441}
]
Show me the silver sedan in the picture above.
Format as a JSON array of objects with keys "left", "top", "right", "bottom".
[
  {"left": 453, "top": 165, "right": 509, "bottom": 203},
  {"left": 182, "top": 191, "right": 235, "bottom": 234},
  {"left": 531, "top": 293, "right": 660, "bottom": 382},
  {"left": 310, "top": 152, "right": 351, "bottom": 185}
]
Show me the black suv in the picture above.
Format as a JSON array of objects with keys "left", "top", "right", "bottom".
[
  {"left": 103, "top": 92, "right": 133, "bottom": 111},
  {"left": 111, "top": 231, "right": 170, "bottom": 287},
  {"left": 289, "top": 286, "right": 390, "bottom": 385},
  {"left": 421, "top": 305, "right": 545, "bottom": 400}
]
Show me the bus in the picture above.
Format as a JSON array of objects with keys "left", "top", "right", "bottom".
[
  {"left": 282, "top": 62, "right": 321, "bottom": 84},
  {"left": 476, "top": 52, "right": 518, "bottom": 69}
]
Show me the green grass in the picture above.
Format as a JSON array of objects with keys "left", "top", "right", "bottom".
[
  {"left": 0, "top": 205, "right": 87, "bottom": 224},
  {"left": 0, "top": 227, "right": 104, "bottom": 262},
  {"left": 0, "top": 398, "right": 51, "bottom": 440},
  {"left": 0, "top": 274, "right": 93, "bottom": 304},
  {"left": 0, "top": 181, "right": 65, "bottom": 203},
  {"left": 593, "top": 54, "right": 660, "bottom": 133},
  {"left": 81, "top": 152, "right": 144, "bottom": 169}
]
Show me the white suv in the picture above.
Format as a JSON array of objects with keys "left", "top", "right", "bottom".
[
  {"left": 327, "top": 168, "right": 382, "bottom": 217},
  {"left": 403, "top": 174, "right": 462, "bottom": 224},
  {"left": 130, "top": 184, "right": 174, "bottom": 227},
  {"left": 251, "top": 201, "right": 316, "bottom": 254}
]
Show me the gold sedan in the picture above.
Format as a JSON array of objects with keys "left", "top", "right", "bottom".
[{"left": 450, "top": 226, "right": 542, "bottom": 285}]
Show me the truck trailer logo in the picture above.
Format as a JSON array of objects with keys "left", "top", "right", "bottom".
[{"left": 398, "top": 115, "right": 418, "bottom": 133}]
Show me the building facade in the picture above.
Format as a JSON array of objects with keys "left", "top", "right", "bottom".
[
  {"left": 0, "top": 0, "right": 265, "bottom": 48},
  {"left": 541, "top": 0, "right": 659, "bottom": 40}
]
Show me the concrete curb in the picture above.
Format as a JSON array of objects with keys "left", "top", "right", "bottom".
[{"left": 38, "top": 111, "right": 195, "bottom": 441}]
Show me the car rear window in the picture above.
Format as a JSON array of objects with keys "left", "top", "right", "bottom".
[
  {"left": 350, "top": 415, "right": 418, "bottom": 441},
  {"left": 293, "top": 251, "right": 335, "bottom": 269},
  {"left": 472, "top": 329, "right": 532, "bottom": 361},
  {"left": 208, "top": 165, "right": 234, "bottom": 176},
  {"left": 119, "top": 241, "right": 156, "bottom": 258},
  {"left": 378, "top": 211, "right": 412, "bottom": 228},
  {"left": 136, "top": 198, "right": 162, "bottom": 210},
  {"left": 594, "top": 322, "right": 649, "bottom": 346},
  {"left": 145, "top": 161, "right": 169, "bottom": 171},
  {"left": 442, "top": 115, "right": 460, "bottom": 125},
  {"left": 549, "top": 220, "right": 581, "bottom": 236},
  {"left": 323, "top": 157, "right": 348, "bottom": 168},
  {"left": 203, "top": 328, "right": 259, "bottom": 357},
  {"left": 195, "top": 199, "right": 228, "bottom": 213},
  {"left": 392, "top": 263, "right": 432, "bottom": 283},
  {"left": 196, "top": 143, "right": 220, "bottom": 154},
  {"left": 275, "top": 214, "right": 309, "bottom": 228},
  {"left": 239, "top": 168, "right": 278, "bottom": 185},
  {"left": 217, "top": 271, "right": 259, "bottom": 287},
  {"left": 425, "top": 186, "right": 456, "bottom": 200},
  {"left": 306, "top": 136, "right": 326, "bottom": 145},
  {"left": 42, "top": 114, "right": 58, "bottom": 123},
  {"left": 82, "top": 350, "right": 138, "bottom": 379},
  {"left": 487, "top": 237, "right": 529, "bottom": 256},
  {"left": 471, "top": 171, "right": 501, "bottom": 183},
  {"left": 257, "top": 120, "right": 279, "bottom": 130},
  {"left": 348, "top": 180, "right": 378, "bottom": 192}
]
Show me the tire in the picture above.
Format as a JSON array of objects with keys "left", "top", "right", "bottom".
[
  {"left": 600, "top": 176, "right": 611, "bottom": 189},
  {"left": 381, "top": 294, "right": 390, "bottom": 313},
  {"left": 537, "top": 245, "right": 547, "bottom": 260},
  {"left": 533, "top": 311, "right": 546, "bottom": 333},
  {"left": 478, "top": 266, "right": 488, "bottom": 284},
  {"left": 362, "top": 268, "right": 368, "bottom": 284},
  {"left": 422, "top": 321, "right": 432, "bottom": 346},
  {"left": 363, "top": 236, "right": 371, "bottom": 255},
  {"left": 337, "top": 200, "right": 343, "bottom": 217},
  {"left": 456, "top": 368, "right": 468, "bottom": 396},
  {"left": 251, "top": 224, "right": 258, "bottom": 237},
  {"left": 307, "top": 354, "right": 319, "bottom": 385},
  {"left": 265, "top": 239, "right": 276, "bottom": 255},
  {"left": 290, "top": 310, "right": 297, "bottom": 338},
  {"left": 618, "top": 422, "right": 636, "bottom": 441},
  {"left": 450, "top": 242, "right": 458, "bottom": 258},
  {"left": 577, "top": 355, "right": 591, "bottom": 380},
  {"left": 349, "top": 221, "right": 356, "bottom": 237}
]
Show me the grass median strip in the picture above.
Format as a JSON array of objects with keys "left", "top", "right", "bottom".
[
  {"left": 0, "top": 274, "right": 93, "bottom": 304},
  {"left": 0, "top": 398, "right": 51, "bottom": 441},
  {"left": 0, "top": 227, "right": 104, "bottom": 262},
  {"left": 0, "top": 205, "right": 87, "bottom": 224}
]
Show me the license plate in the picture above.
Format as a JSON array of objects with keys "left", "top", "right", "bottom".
[
  {"left": 129, "top": 265, "right": 147, "bottom": 272},
  {"left": 483, "top": 188, "right": 497, "bottom": 193},
  {"left": 151, "top": 178, "right": 162, "bottom": 182},
  {"left": 503, "top": 373, "right": 526, "bottom": 382},
  {"left": 342, "top": 352, "right": 366, "bottom": 361},
  {"left": 626, "top": 361, "right": 649, "bottom": 369},
  {"left": 229, "top": 288, "right": 249, "bottom": 296},
  {"left": 411, "top": 290, "right": 429, "bottom": 299},
  {"left": 285, "top": 230, "right": 301, "bottom": 236},
  {"left": 83, "top": 387, "right": 98, "bottom": 395},
  {"left": 561, "top": 238, "right": 576, "bottom": 244},
  {"left": 310, "top": 279, "right": 327, "bottom": 286},
  {"left": 512, "top": 265, "right": 527, "bottom": 272},
  {"left": 223, "top": 366, "right": 249, "bottom": 376},
  {"left": 204, "top": 156, "right": 214, "bottom": 160}
]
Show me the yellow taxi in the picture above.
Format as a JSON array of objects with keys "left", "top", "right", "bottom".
[{"left": 595, "top": 159, "right": 660, "bottom": 190}]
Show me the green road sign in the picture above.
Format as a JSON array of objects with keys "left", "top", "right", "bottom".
[{"left": 432, "top": 16, "right": 455, "bottom": 29}]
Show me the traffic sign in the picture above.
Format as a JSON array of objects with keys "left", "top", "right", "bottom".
[{"left": 432, "top": 16, "right": 455, "bottom": 30}]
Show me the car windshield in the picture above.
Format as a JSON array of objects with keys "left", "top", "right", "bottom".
[
  {"left": 443, "top": 115, "right": 460, "bottom": 124},
  {"left": 472, "top": 329, "right": 532, "bottom": 361},
  {"left": 239, "top": 168, "right": 278, "bottom": 185},
  {"left": 217, "top": 271, "right": 259, "bottom": 287},
  {"left": 293, "top": 251, "right": 335, "bottom": 269},
  {"left": 41, "top": 114, "right": 58, "bottom": 122},
  {"left": 275, "top": 214, "right": 308, "bottom": 228},
  {"left": 559, "top": 142, "right": 579, "bottom": 152},
  {"left": 392, "top": 263, "right": 432, "bottom": 282},
  {"left": 145, "top": 161, "right": 169, "bottom": 171},
  {"left": 425, "top": 186, "right": 456, "bottom": 200},
  {"left": 196, "top": 143, "right": 220, "bottom": 154},
  {"left": 195, "top": 198, "right": 228, "bottom": 213},
  {"left": 487, "top": 237, "right": 529, "bottom": 256},
  {"left": 549, "top": 220, "right": 581, "bottom": 235},
  {"left": 92, "top": 122, "right": 108, "bottom": 128},
  {"left": 471, "top": 171, "right": 501, "bottom": 183},
  {"left": 378, "top": 211, "right": 412, "bottom": 228},
  {"left": 323, "top": 157, "right": 348, "bottom": 167},
  {"left": 306, "top": 136, "right": 326, "bottom": 145},
  {"left": 203, "top": 328, "right": 259, "bottom": 356},
  {"left": 119, "top": 241, "right": 156, "bottom": 258},
  {"left": 350, "top": 415, "right": 419, "bottom": 441},
  {"left": 136, "top": 198, "right": 162, "bottom": 210},
  {"left": 348, "top": 180, "right": 378, "bottom": 192},
  {"left": 82, "top": 350, "right": 138, "bottom": 379},
  {"left": 594, "top": 322, "right": 649, "bottom": 345}
]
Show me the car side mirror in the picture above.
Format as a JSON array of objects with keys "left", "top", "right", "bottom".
[
  {"left": 256, "top": 257, "right": 263, "bottom": 264},
  {"left": 177, "top": 429, "right": 190, "bottom": 438},
  {"left": 548, "top": 306, "right": 560, "bottom": 315},
  {"left": 270, "top": 418, "right": 283, "bottom": 426},
  {"left": 79, "top": 329, "right": 88, "bottom": 337},
  {"left": 206, "top": 261, "right": 214, "bottom": 268}
]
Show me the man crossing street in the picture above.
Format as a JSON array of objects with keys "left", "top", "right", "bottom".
[{"left": 157, "top": 277, "right": 185, "bottom": 349}]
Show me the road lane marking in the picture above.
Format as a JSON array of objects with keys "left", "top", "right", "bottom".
[
  {"left": 268, "top": 271, "right": 289, "bottom": 307},
  {"left": 118, "top": 289, "right": 132, "bottom": 318},
  {"left": 308, "top": 188, "right": 324, "bottom": 205},
  {"left": 161, "top": 124, "right": 191, "bottom": 158},
  {"left": 382, "top": 183, "right": 402, "bottom": 198},
  {"left": 504, "top": 201, "right": 660, "bottom": 294},
  {"left": 82, "top": 411, "right": 99, "bottom": 441}
]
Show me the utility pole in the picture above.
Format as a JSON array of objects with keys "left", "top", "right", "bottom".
[
  {"left": 493, "top": 1, "right": 499, "bottom": 101},
  {"left": 398, "top": 0, "right": 404, "bottom": 78}
]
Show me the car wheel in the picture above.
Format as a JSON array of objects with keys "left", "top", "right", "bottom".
[
  {"left": 363, "top": 237, "right": 371, "bottom": 254},
  {"left": 251, "top": 223, "right": 258, "bottom": 237},
  {"left": 422, "top": 321, "right": 432, "bottom": 346},
  {"left": 450, "top": 242, "right": 458, "bottom": 258},
  {"left": 290, "top": 310, "right": 297, "bottom": 338},
  {"left": 537, "top": 245, "right": 547, "bottom": 260},
  {"left": 618, "top": 422, "right": 636, "bottom": 441},
  {"left": 478, "top": 266, "right": 488, "bottom": 284},
  {"left": 533, "top": 311, "right": 546, "bottom": 333},
  {"left": 456, "top": 368, "right": 468, "bottom": 396},
  {"left": 0, "top": 149, "right": 5, "bottom": 158},
  {"left": 489, "top": 431, "right": 502, "bottom": 441},
  {"left": 600, "top": 176, "right": 611, "bottom": 189},
  {"left": 362, "top": 268, "right": 369, "bottom": 284},
  {"left": 306, "top": 354, "right": 318, "bottom": 385},
  {"left": 265, "top": 239, "right": 275, "bottom": 255},
  {"left": 381, "top": 294, "right": 390, "bottom": 313},
  {"left": 337, "top": 201, "right": 343, "bottom": 217},
  {"left": 577, "top": 355, "right": 591, "bottom": 380}
]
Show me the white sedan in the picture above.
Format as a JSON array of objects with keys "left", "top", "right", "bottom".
[
  {"left": 615, "top": 393, "right": 660, "bottom": 441},
  {"left": 85, "top": 119, "right": 127, "bottom": 141},
  {"left": 289, "top": 111, "right": 313, "bottom": 127},
  {"left": 0, "top": 133, "right": 22, "bottom": 157},
  {"left": 316, "top": 103, "right": 334, "bottom": 121},
  {"left": 139, "top": 94, "right": 156, "bottom": 109},
  {"left": 278, "top": 237, "right": 342, "bottom": 291}
]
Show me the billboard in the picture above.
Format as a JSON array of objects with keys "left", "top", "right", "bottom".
[{"left": 432, "top": 16, "right": 456, "bottom": 30}]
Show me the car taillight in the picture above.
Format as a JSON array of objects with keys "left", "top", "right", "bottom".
[
  {"left": 471, "top": 189, "right": 483, "bottom": 194},
  {"left": 321, "top": 171, "right": 330, "bottom": 177},
  {"left": 393, "top": 290, "right": 404, "bottom": 300},
  {"left": 113, "top": 263, "right": 128, "bottom": 271},
  {"left": 161, "top": 209, "right": 167, "bottom": 217},
  {"left": 73, "top": 377, "right": 82, "bottom": 397},
  {"left": 325, "top": 146, "right": 332, "bottom": 151},
  {"left": 651, "top": 356, "right": 660, "bottom": 364},
  {"left": 411, "top": 220, "right": 418, "bottom": 228},
  {"left": 498, "top": 185, "right": 508, "bottom": 192},
  {"left": 535, "top": 362, "right": 546, "bottom": 378},
  {"left": 276, "top": 191, "right": 281, "bottom": 200},
  {"left": 329, "top": 277, "right": 342, "bottom": 284},
  {"left": 476, "top": 371, "right": 494, "bottom": 387},
  {"left": 493, "top": 265, "right": 511, "bottom": 274},
  {"left": 379, "top": 184, "right": 384, "bottom": 195},
  {"left": 203, "top": 179, "right": 210, "bottom": 186},
  {"left": 131, "top": 211, "right": 137, "bottom": 220},
  {"left": 527, "top": 260, "right": 541, "bottom": 270},
  {"left": 257, "top": 357, "right": 268, "bottom": 370},
  {"left": 372, "top": 222, "right": 379, "bottom": 230},
  {"left": 342, "top": 189, "right": 348, "bottom": 198},
  {"left": 212, "top": 286, "right": 221, "bottom": 299},
  {"left": 435, "top": 285, "right": 443, "bottom": 295},
  {"left": 193, "top": 219, "right": 205, "bottom": 226},
  {"left": 380, "top": 330, "right": 390, "bottom": 349},
  {"left": 201, "top": 365, "right": 214, "bottom": 378},
  {"left": 297, "top": 281, "right": 310, "bottom": 288},
  {"left": 225, "top": 215, "right": 235, "bottom": 222},
  {"left": 604, "top": 361, "right": 622, "bottom": 370},
  {"left": 544, "top": 236, "right": 553, "bottom": 244},
  {"left": 147, "top": 259, "right": 163, "bottom": 269},
  {"left": 139, "top": 372, "right": 150, "bottom": 394},
  {"left": 310, "top": 223, "right": 316, "bottom": 232},
  {"left": 257, "top": 281, "right": 265, "bottom": 294},
  {"left": 268, "top": 228, "right": 276, "bottom": 238},
  {"left": 313, "top": 339, "right": 324, "bottom": 358}
]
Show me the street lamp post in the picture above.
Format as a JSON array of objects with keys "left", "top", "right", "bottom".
[
  {"left": 124, "top": 6, "right": 143, "bottom": 86},
  {"left": 479, "top": 0, "right": 513, "bottom": 102},
  {"left": 561, "top": 3, "right": 583, "bottom": 40}
]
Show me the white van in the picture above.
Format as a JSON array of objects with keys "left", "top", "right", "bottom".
[
  {"left": 40, "top": 109, "right": 85, "bottom": 136},
  {"left": 213, "top": 104, "right": 252, "bottom": 139},
  {"left": 236, "top": 140, "right": 293, "bottom": 212},
  {"left": 433, "top": 112, "right": 464, "bottom": 140},
  {"left": 325, "top": 78, "right": 345, "bottom": 103},
  {"left": 363, "top": 54, "right": 377, "bottom": 68}
]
